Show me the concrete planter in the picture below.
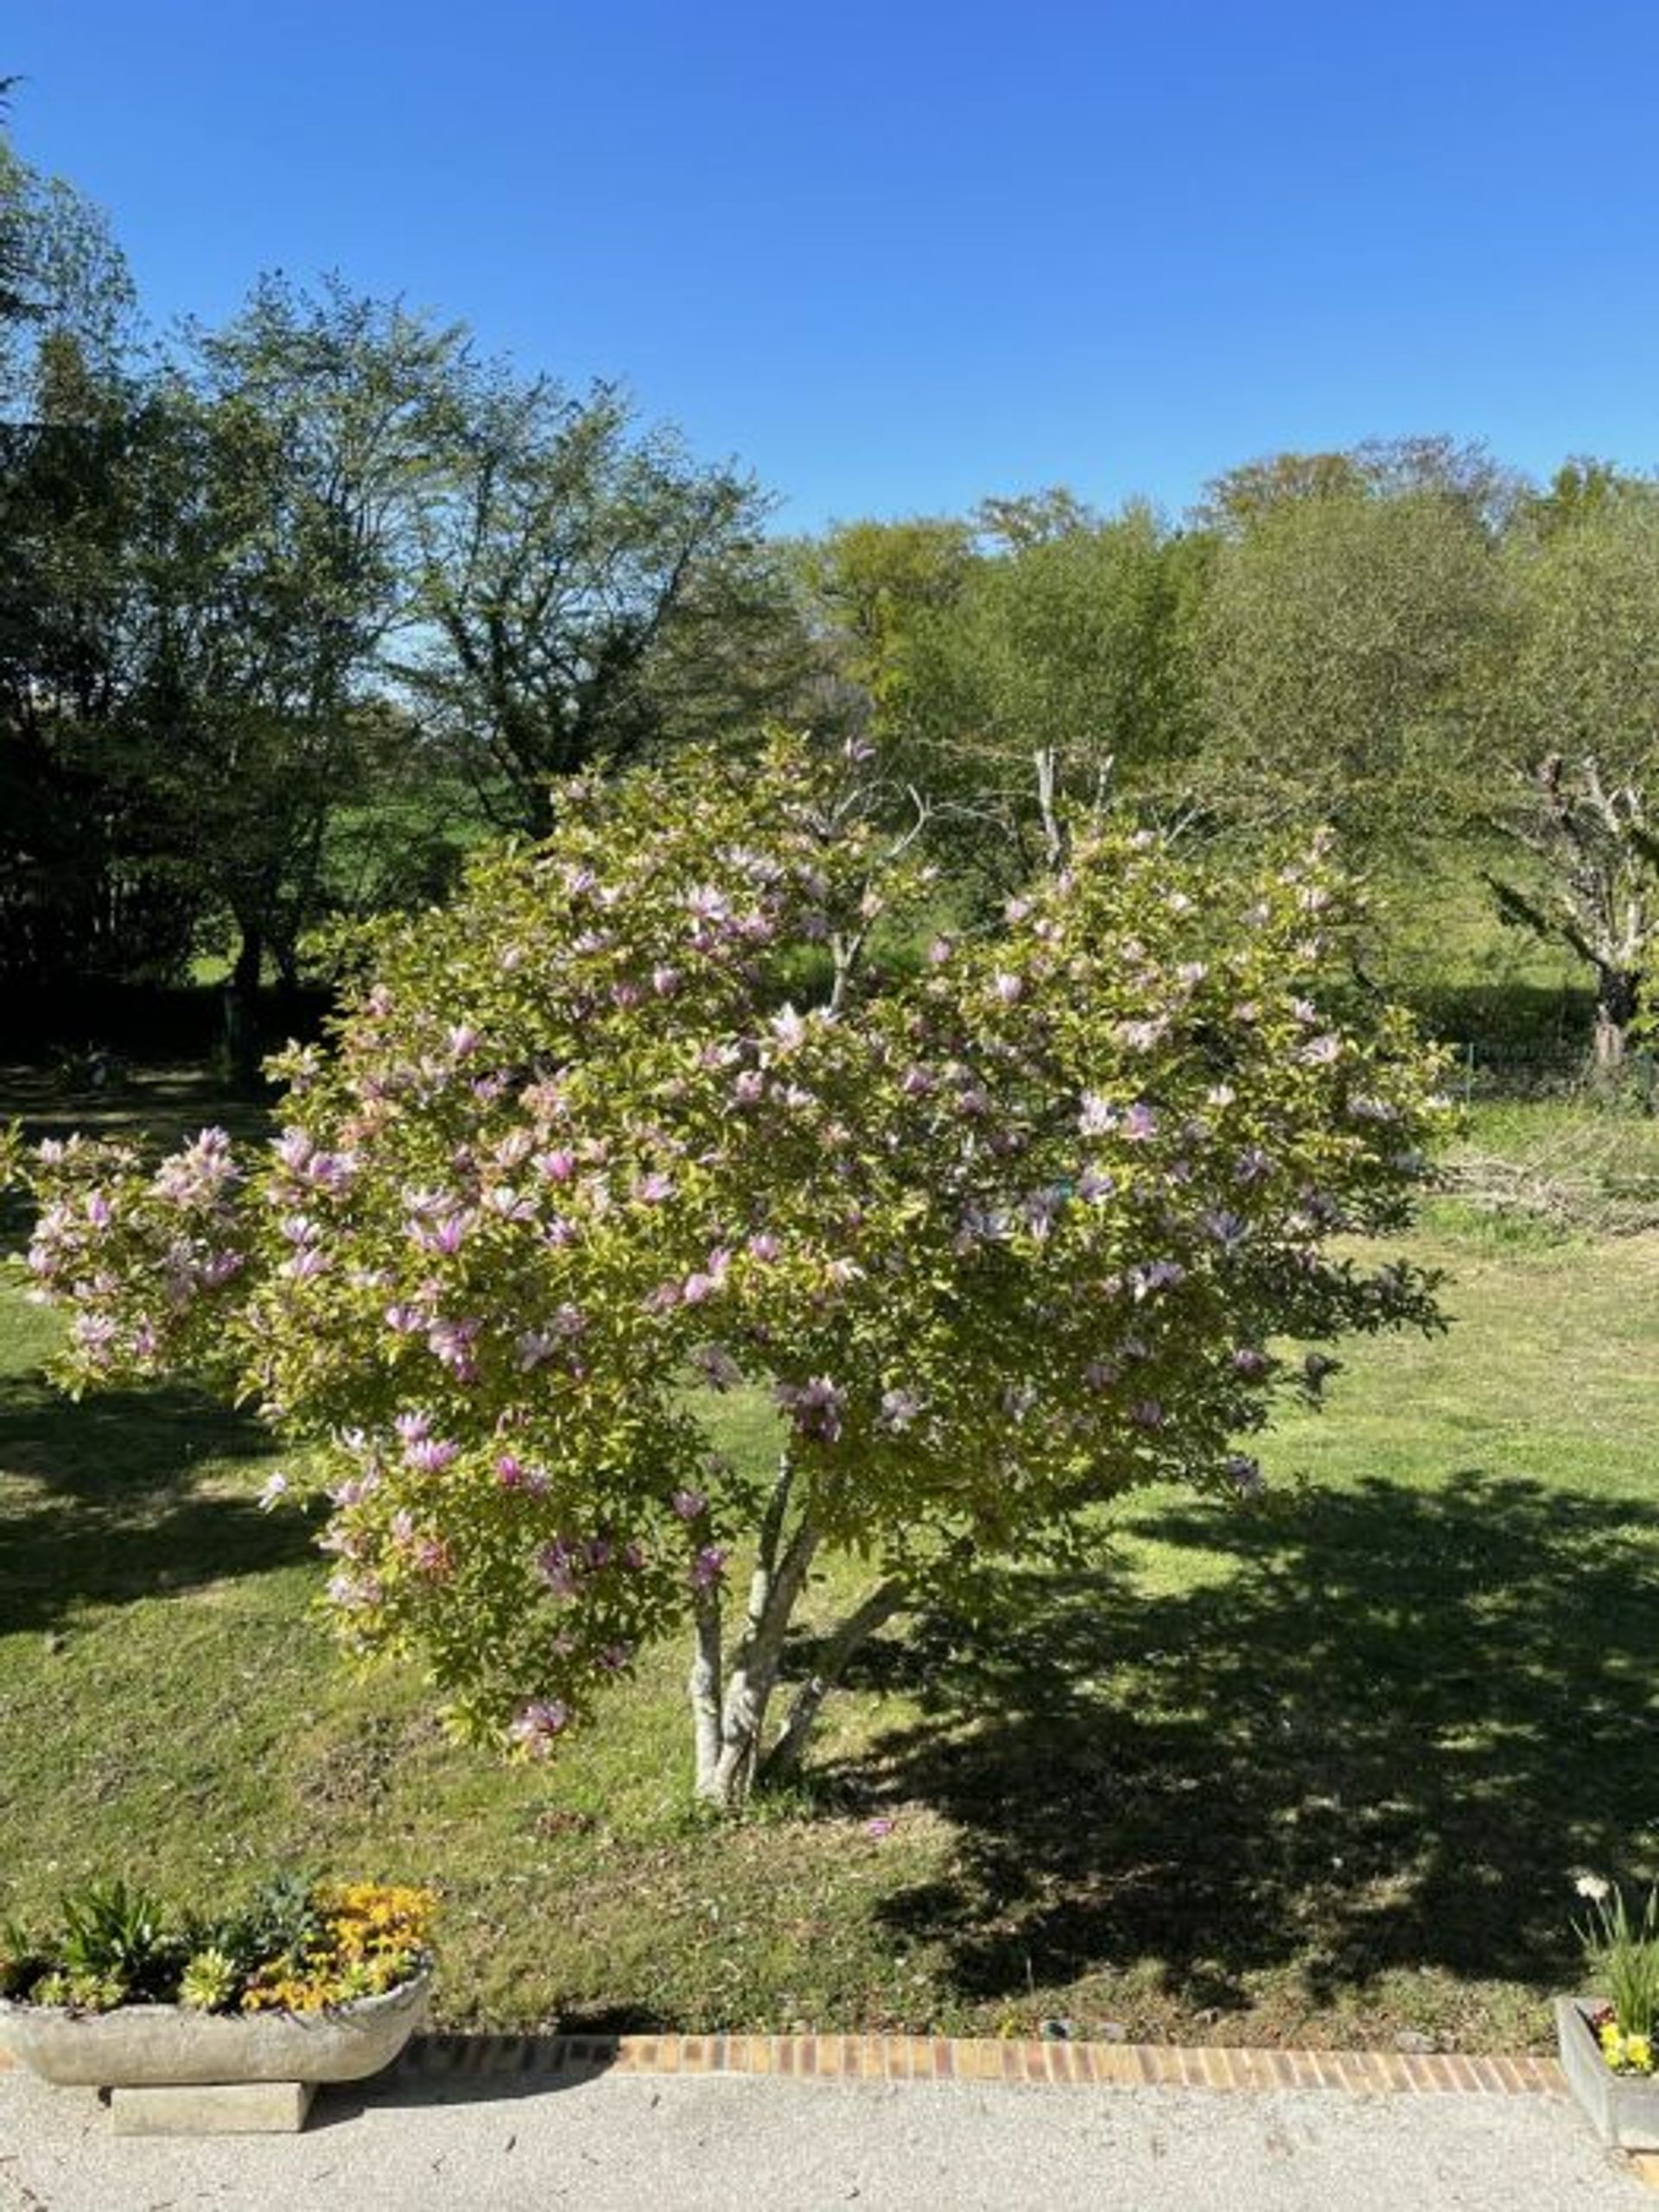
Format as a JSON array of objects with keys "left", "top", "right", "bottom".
[
  {"left": 1554, "top": 1995, "right": 1659, "bottom": 2150},
  {"left": 0, "top": 1973, "right": 429, "bottom": 2133}
]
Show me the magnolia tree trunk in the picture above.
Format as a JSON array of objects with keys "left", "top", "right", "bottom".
[{"left": 688, "top": 1454, "right": 906, "bottom": 1812}]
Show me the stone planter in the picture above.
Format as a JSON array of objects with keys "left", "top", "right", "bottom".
[
  {"left": 1554, "top": 1995, "right": 1659, "bottom": 2150},
  {"left": 0, "top": 1971, "right": 429, "bottom": 2134}
]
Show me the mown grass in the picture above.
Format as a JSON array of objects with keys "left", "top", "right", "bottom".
[{"left": 1, "top": 1077, "right": 1655, "bottom": 2050}]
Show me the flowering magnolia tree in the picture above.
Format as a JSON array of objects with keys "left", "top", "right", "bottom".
[{"left": 4, "top": 735, "right": 1446, "bottom": 1809}]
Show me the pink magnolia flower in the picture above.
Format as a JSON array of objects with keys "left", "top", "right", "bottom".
[
  {"left": 427, "top": 1318, "right": 481, "bottom": 1378},
  {"left": 496, "top": 1453, "right": 550, "bottom": 1497},
  {"left": 1079, "top": 1092, "right": 1115, "bottom": 1137},
  {"left": 690, "top": 1545, "right": 728, "bottom": 1592},
  {"left": 537, "top": 1540, "right": 579, "bottom": 1596},
  {"left": 304, "top": 1150, "right": 358, "bottom": 1192},
  {"left": 406, "top": 1435, "right": 461, "bottom": 1476},
  {"left": 509, "top": 1700, "right": 569, "bottom": 1757},
  {"left": 879, "top": 1387, "right": 925, "bottom": 1433},
  {"left": 424, "top": 1211, "right": 471, "bottom": 1256},
  {"left": 327, "top": 1570, "right": 383, "bottom": 1612},
  {"left": 684, "top": 883, "right": 730, "bottom": 925},
  {"left": 778, "top": 1375, "right": 844, "bottom": 1443}
]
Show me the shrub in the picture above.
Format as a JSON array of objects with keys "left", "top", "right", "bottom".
[{"left": 4, "top": 735, "right": 1449, "bottom": 1808}]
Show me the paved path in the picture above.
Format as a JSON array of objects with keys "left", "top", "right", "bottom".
[{"left": 1, "top": 2054, "right": 1650, "bottom": 2212}]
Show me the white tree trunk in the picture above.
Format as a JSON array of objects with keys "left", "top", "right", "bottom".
[
  {"left": 687, "top": 1452, "right": 913, "bottom": 1811},
  {"left": 688, "top": 1589, "right": 723, "bottom": 1798}
]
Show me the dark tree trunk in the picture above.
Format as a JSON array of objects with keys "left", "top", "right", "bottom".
[
  {"left": 224, "top": 923, "right": 264, "bottom": 1096},
  {"left": 1593, "top": 964, "right": 1639, "bottom": 1073}
]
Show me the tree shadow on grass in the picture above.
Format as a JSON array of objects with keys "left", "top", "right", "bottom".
[
  {"left": 831, "top": 1471, "right": 1659, "bottom": 2015},
  {"left": 0, "top": 1366, "right": 310, "bottom": 1634}
]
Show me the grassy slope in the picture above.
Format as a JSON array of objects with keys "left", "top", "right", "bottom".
[{"left": 1, "top": 1083, "right": 1655, "bottom": 2050}]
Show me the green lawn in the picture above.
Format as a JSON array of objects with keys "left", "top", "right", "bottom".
[{"left": 1, "top": 1077, "right": 1655, "bottom": 2050}]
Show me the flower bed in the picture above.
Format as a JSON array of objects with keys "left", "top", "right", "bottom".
[
  {"left": 1559, "top": 1875, "right": 1659, "bottom": 2146},
  {"left": 0, "top": 1875, "right": 434, "bottom": 2027}
]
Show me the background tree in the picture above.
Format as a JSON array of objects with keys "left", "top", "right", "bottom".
[
  {"left": 1472, "top": 484, "right": 1659, "bottom": 1065},
  {"left": 791, "top": 514, "right": 978, "bottom": 739},
  {"left": 899, "top": 498, "right": 1205, "bottom": 838},
  {"left": 115, "top": 280, "right": 471, "bottom": 1069},
  {"left": 404, "top": 373, "right": 806, "bottom": 836},
  {"left": 0, "top": 119, "right": 188, "bottom": 993},
  {"left": 1194, "top": 461, "right": 1503, "bottom": 851}
]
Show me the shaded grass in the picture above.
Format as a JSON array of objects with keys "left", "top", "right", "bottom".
[{"left": 1, "top": 1078, "right": 1656, "bottom": 2050}]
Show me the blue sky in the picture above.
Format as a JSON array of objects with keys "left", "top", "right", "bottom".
[{"left": 9, "top": 1, "right": 1659, "bottom": 530}]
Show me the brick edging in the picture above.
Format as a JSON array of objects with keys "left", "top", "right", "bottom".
[{"left": 392, "top": 2031, "right": 1567, "bottom": 2095}]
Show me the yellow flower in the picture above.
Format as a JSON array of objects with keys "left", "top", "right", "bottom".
[{"left": 1626, "top": 2035, "right": 1654, "bottom": 2074}]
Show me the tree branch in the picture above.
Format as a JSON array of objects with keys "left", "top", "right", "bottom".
[{"left": 760, "top": 1577, "right": 908, "bottom": 1786}]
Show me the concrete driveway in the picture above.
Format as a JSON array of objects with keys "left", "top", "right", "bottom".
[{"left": 2, "top": 2047, "right": 1650, "bottom": 2211}]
